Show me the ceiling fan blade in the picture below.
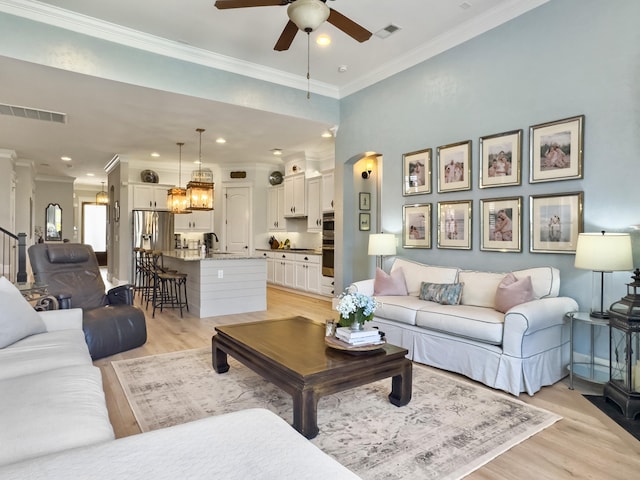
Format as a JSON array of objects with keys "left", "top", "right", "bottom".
[
  {"left": 327, "top": 8, "right": 372, "bottom": 43},
  {"left": 274, "top": 20, "right": 299, "bottom": 51},
  {"left": 214, "top": 0, "right": 287, "bottom": 9}
]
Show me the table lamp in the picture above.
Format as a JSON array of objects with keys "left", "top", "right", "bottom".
[
  {"left": 368, "top": 233, "right": 396, "bottom": 270},
  {"left": 574, "top": 231, "right": 633, "bottom": 319}
]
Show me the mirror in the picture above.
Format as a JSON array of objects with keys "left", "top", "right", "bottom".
[{"left": 45, "top": 203, "right": 62, "bottom": 241}]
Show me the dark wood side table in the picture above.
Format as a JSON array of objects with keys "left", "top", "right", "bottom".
[{"left": 212, "top": 316, "right": 412, "bottom": 439}]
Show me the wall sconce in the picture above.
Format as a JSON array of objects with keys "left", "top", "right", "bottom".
[{"left": 362, "top": 160, "right": 374, "bottom": 179}]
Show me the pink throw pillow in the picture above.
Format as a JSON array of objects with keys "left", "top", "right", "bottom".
[
  {"left": 374, "top": 267, "right": 408, "bottom": 296},
  {"left": 495, "top": 272, "right": 534, "bottom": 313}
]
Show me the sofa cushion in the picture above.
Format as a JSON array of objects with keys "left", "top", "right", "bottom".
[
  {"left": 0, "top": 409, "right": 361, "bottom": 480},
  {"left": 0, "top": 329, "right": 92, "bottom": 381},
  {"left": 512, "top": 267, "right": 559, "bottom": 298},
  {"left": 0, "top": 364, "right": 114, "bottom": 466},
  {"left": 0, "top": 277, "right": 46, "bottom": 349},
  {"left": 458, "top": 270, "right": 505, "bottom": 309},
  {"left": 391, "top": 258, "right": 458, "bottom": 297},
  {"left": 415, "top": 304, "right": 505, "bottom": 345},
  {"left": 374, "top": 267, "right": 408, "bottom": 296},
  {"left": 495, "top": 273, "right": 535, "bottom": 313},
  {"left": 419, "top": 282, "right": 463, "bottom": 305},
  {"left": 374, "top": 296, "right": 429, "bottom": 326}
]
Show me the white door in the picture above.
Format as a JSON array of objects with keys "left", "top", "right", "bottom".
[{"left": 224, "top": 185, "right": 251, "bottom": 253}]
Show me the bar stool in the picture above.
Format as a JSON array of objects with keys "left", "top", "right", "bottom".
[
  {"left": 132, "top": 248, "right": 146, "bottom": 300},
  {"left": 149, "top": 252, "right": 189, "bottom": 318},
  {"left": 153, "top": 270, "right": 189, "bottom": 318}
]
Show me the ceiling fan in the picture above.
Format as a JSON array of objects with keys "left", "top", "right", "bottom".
[{"left": 214, "top": 0, "right": 372, "bottom": 51}]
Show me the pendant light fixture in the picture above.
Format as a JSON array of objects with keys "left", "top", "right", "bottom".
[
  {"left": 167, "top": 142, "right": 192, "bottom": 214},
  {"left": 96, "top": 182, "right": 108, "bottom": 204},
  {"left": 186, "top": 128, "right": 214, "bottom": 211}
]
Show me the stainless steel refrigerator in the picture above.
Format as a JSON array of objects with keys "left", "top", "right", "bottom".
[{"left": 132, "top": 210, "right": 174, "bottom": 277}]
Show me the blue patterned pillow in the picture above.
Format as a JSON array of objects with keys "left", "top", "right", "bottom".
[{"left": 419, "top": 282, "right": 464, "bottom": 305}]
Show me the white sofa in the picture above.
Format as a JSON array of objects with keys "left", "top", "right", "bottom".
[
  {"left": 349, "top": 258, "right": 579, "bottom": 396},
  {"left": 0, "top": 278, "right": 359, "bottom": 479}
]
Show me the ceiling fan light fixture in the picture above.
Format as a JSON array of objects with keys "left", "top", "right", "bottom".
[{"left": 287, "top": 0, "right": 330, "bottom": 32}]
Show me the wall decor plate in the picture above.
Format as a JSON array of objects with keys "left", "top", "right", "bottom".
[{"left": 269, "top": 171, "right": 283, "bottom": 185}]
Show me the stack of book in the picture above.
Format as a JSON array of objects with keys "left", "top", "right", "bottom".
[{"left": 335, "top": 326, "right": 382, "bottom": 346}]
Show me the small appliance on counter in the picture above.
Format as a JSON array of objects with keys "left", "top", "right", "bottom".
[{"left": 204, "top": 232, "right": 219, "bottom": 251}]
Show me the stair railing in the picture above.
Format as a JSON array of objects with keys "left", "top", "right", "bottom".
[{"left": 0, "top": 227, "right": 27, "bottom": 283}]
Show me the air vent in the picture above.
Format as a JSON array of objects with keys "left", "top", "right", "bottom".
[
  {"left": 375, "top": 24, "right": 402, "bottom": 39},
  {"left": 0, "top": 103, "right": 67, "bottom": 124}
]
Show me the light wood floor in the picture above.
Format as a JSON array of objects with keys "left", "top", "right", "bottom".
[{"left": 94, "top": 287, "right": 640, "bottom": 479}]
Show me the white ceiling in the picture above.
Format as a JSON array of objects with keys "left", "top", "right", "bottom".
[{"left": 0, "top": 0, "right": 547, "bottom": 186}]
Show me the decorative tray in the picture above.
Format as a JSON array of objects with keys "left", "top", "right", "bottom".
[{"left": 324, "top": 335, "right": 386, "bottom": 354}]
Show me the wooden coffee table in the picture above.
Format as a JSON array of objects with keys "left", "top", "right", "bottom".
[{"left": 211, "top": 316, "right": 412, "bottom": 439}]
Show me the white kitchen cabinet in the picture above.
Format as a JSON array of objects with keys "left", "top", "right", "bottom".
[
  {"left": 306, "top": 177, "right": 322, "bottom": 232},
  {"left": 132, "top": 183, "right": 173, "bottom": 211},
  {"left": 321, "top": 276, "right": 335, "bottom": 297},
  {"left": 174, "top": 210, "right": 214, "bottom": 232},
  {"left": 283, "top": 173, "right": 305, "bottom": 218},
  {"left": 322, "top": 171, "right": 334, "bottom": 212},
  {"left": 261, "top": 251, "right": 275, "bottom": 283},
  {"left": 267, "top": 185, "right": 285, "bottom": 231},
  {"left": 293, "top": 254, "right": 321, "bottom": 294}
]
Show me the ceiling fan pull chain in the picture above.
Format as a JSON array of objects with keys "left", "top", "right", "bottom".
[{"left": 307, "top": 32, "right": 311, "bottom": 99}]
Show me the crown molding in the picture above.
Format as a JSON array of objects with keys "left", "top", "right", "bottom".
[
  {"left": 339, "top": 0, "right": 550, "bottom": 97},
  {"left": 0, "top": 0, "right": 339, "bottom": 99},
  {"left": 35, "top": 173, "right": 76, "bottom": 183}
]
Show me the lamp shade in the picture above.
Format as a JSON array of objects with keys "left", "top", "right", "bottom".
[
  {"left": 574, "top": 232, "right": 633, "bottom": 272},
  {"left": 287, "top": 0, "right": 330, "bottom": 32},
  {"left": 368, "top": 234, "right": 397, "bottom": 256}
]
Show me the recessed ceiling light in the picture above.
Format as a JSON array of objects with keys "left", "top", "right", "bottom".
[
  {"left": 272, "top": 149, "right": 282, "bottom": 156},
  {"left": 151, "top": 152, "right": 160, "bottom": 157},
  {"left": 87, "top": 173, "right": 95, "bottom": 177},
  {"left": 60, "top": 156, "right": 72, "bottom": 161},
  {"left": 321, "top": 131, "right": 332, "bottom": 138},
  {"left": 316, "top": 34, "right": 331, "bottom": 46},
  {"left": 216, "top": 137, "right": 226, "bottom": 144}
]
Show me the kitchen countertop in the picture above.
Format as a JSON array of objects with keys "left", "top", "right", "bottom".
[
  {"left": 256, "top": 248, "right": 321, "bottom": 255},
  {"left": 163, "top": 250, "right": 265, "bottom": 261}
]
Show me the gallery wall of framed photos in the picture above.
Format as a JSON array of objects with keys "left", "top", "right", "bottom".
[{"left": 400, "top": 114, "right": 585, "bottom": 254}]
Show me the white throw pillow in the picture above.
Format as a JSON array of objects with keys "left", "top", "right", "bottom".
[
  {"left": 458, "top": 270, "right": 505, "bottom": 309},
  {"left": 0, "top": 277, "right": 46, "bottom": 348}
]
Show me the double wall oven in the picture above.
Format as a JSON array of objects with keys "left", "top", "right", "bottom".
[{"left": 321, "top": 212, "right": 334, "bottom": 277}]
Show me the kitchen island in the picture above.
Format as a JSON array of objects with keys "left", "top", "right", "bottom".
[{"left": 162, "top": 250, "right": 266, "bottom": 318}]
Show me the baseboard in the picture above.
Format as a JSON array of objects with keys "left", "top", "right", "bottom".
[{"left": 268, "top": 284, "right": 332, "bottom": 302}]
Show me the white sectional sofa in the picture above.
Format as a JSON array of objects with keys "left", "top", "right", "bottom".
[
  {"left": 0, "top": 278, "right": 359, "bottom": 479},
  {"left": 349, "top": 258, "right": 579, "bottom": 396}
]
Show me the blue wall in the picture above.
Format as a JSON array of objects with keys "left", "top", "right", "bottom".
[{"left": 337, "top": 0, "right": 640, "bottom": 315}]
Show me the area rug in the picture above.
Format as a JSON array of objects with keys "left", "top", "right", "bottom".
[
  {"left": 112, "top": 348, "right": 561, "bottom": 480},
  {"left": 584, "top": 395, "right": 640, "bottom": 441}
]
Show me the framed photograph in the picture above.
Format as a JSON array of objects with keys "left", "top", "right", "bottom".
[
  {"left": 359, "top": 213, "right": 370, "bottom": 231},
  {"left": 480, "top": 197, "right": 522, "bottom": 252},
  {"left": 529, "top": 115, "right": 584, "bottom": 183},
  {"left": 359, "top": 192, "right": 371, "bottom": 211},
  {"left": 437, "top": 140, "right": 472, "bottom": 193},
  {"left": 402, "top": 203, "right": 431, "bottom": 248},
  {"left": 437, "top": 200, "right": 472, "bottom": 250},
  {"left": 479, "top": 129, "right": 522, "bottom": 188},
  {"left": 530, "top": 192, "right": 583, "bottom": 253},
  {"left": 403, "top": 148, "right": 431, "bottom": 196}
]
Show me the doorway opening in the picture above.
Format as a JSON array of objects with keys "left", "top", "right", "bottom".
[{"left": 82, "top": 202, "right": 107, "bottom": 266}]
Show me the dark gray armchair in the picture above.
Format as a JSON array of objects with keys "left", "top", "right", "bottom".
[{"left": 28, "top": 243, "right": 147, "bottom": 360}]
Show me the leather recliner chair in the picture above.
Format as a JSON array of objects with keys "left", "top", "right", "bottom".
[{"left": 28, "top": 243, "right": 147, "bottom": 360}]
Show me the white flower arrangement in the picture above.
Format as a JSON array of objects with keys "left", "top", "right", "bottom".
[{"left": 336, "top": 290, "right": 380, "bottom": 326}]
